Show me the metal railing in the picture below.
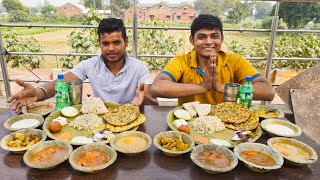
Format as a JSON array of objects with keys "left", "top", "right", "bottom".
[{"left": 1, "top": 0, "right": 320, "bottom": 98}]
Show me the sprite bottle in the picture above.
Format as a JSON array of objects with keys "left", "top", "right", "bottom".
[
  {"left": 239, "top": 76, "right": 254, "bottom": 108},
  {"left": 55, "top": 74, "right": 69, "bottom": 110}
]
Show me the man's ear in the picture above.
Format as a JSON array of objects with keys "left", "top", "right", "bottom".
[
  {"left": 221, "top": 35, "right": 224, "bottom": 43},
  {"left": 189, "top": 35, "right": 194, "bottom": 45}
]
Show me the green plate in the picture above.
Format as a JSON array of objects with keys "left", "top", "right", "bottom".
[
  {"left": 44, "top": 102, "right": 123, "bottom": 145},
  {"left": 167, "top": 106, "right": 262, "bottom": 148}
]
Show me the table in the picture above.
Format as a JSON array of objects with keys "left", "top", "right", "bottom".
[{"left": 1, "top": 105, "right": 320, "bottom": 180}]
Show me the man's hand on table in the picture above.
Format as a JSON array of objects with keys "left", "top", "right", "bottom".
[{"left": 6, "top": 79, "right": 37, "bottom": 112}]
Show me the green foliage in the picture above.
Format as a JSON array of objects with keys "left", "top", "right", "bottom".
[
  {"left": 259, "top": 17, "right": 287, "bottom": 30},
  {"left": 84, "top": 0, "right": 102, "bottom": 9},
  {"left": 194, "top": 0, "right": 224, "bottom": 16},
  {"left": 109, "top": 0, "right": 131, "bottom": 18},
  {"left": 126, "top": 21, "right": 183, "bottom": 70},
  {"left": 226, "top": 0, "right": 253, "bottom": 24},
  {"left": 2, "top": 0, "right": 29, "bottom": 13},
  {"left": 277, "top": 2, "right": 320, "bottom": 29},
  {"left": 41, "top": 5, "right": 56, "bottom": 14},
  {"left": 41, "top": 13, "right": 68, "bottom": 23},
  {"left": 254, "top": 1, "right": 273, "bottom": 20},
  {"left": 8, "top": 10, "right": 34, "bottom": 22},
  {"left": 3, "top": 29, "right": 43, "bottom": 69},
  {"left": 228, "top": 34, "right": 320, "bottom": 69}
]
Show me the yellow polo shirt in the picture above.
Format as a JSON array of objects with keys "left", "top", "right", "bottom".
[{"left": 162, "top": 49, "right": 261, "bottom": 105}]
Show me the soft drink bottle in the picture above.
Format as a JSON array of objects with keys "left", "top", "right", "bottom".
[
  {"left": 239, "top": 76, "right": 254, "bottom": 108},
  {"left": 55, "top": 74, "right": 69, "bottom": 110}
]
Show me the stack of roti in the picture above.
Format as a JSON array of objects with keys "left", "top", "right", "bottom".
[
  {"left": 181, "top": 101, "right": 211, "bottom": 117},
  {"left": 102, "top": 103, "right": 146, "bottom": 132},
  {"left": 211, "top": 102, "right": 259, "bottom": 131},
  {"left": 80, "top": 97, "right": 108, "bottom": 115}
]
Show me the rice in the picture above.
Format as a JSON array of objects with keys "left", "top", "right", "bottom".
[
  {"left": 68, "top": 113, "right": 103, "bottom": 131},
  {"left": 190, "top": 116, "right": 225, "bottom": 135}
]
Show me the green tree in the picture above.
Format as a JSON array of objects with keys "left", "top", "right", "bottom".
[
  {"left": 254, "top": 1, "right": 273, "bottom": 20},
  {"left": 226, "top": 0, "right": 253, "bottom": 23},
  {"left": 193, "top": 0, "right": 224, "bottom": 16},
  {"left": 41, "top": 5, "right": 56, "bottom": 14},
  {"left": 109, "top": 0, "right": 131, "bottom": 18},
  {"left": 277, "top": 2, "right": 320, "bottom": 28},
  {"left": 2, "top": 0, "right": 29, "bottom": 13},
  {"left": 84, "top": 0, "right": 102, "bottom": 9}
]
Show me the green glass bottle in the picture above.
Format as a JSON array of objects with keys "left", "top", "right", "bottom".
[{"left": 239, "top": 76, "right": 254, "bottom": 108}]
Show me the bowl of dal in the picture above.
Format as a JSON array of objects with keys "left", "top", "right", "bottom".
[
  {"left": 0, "top": 128, "right": 47, "bottom": 154},
  {"left": 69, "top": 143, "right": 117, "bottom": 174},
  {"left": 261, "top": 119, "right": 302, "bottom": 138},
  {"left": 190, "top": 144, "right": 238, "bottom": 174},
  {"left": 250, "top": 105, "right": 284, "bottom": 119},
  {"left": 267, "top": 137, "right": 318, "bottom": 166},
  {"left": 110, "top": 131, "right": 152, "bottom": 156},
  {"left": 4, "top": 113, "right": 44, "bottom": 131},
  {"left": 23, "top": 140, "right": 73, "bottom": 170},
  {"left": 153, "top": 131, "right": 195, "bottom": 157},
  {"left": 21, "top": 101, "right": 56, "bottom": 116},
  {"left": 234, "top": 142, "right": 284, "bottom": 173}
]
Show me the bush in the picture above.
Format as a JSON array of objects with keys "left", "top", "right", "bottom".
[
  {"left": 69, "top": 14, "right": 85, "bottom": 24},
  {"left": 260, "top": 16, "right": 272, "bottom": 29},
  {"left": 41, "top": 13, "right": 68, "bottom": 23},
  {"left": 8, "top": 10, "right": 33, "bottom": 22}
]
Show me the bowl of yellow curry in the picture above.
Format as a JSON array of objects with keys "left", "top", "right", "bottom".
[
  {"left": 0, "top": 128, "right": 47, "bottom": 154},
  {"left": 69, "top": 142, "right": 117, "bottom": 174},
  {"left": 153, "top": 131, "right": 195, "bottom": 157},
  {"left": 250, "top": 105, "right": 284, "bottom": 119},
  {"left": 110, "top": 131, "right": 152, "bottom": 156}
]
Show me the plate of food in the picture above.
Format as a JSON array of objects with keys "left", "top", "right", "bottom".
[
  {"left": 4, "top": 113, "right": 44, "bottom": 131},
  {"left": 250, "top": 105, "right": 284, "bottom": 119},
  {"left": 43, "top": 97, "right": 145, "bottom": 145},
  {"left": 21, "top": 101, "right": 56, "bottom": 116},
  {"left": 167, "top": 102, "right": 262, "bottom": 148}
]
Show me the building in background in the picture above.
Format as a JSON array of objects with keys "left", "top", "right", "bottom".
[
  {"left": 124, "top": 2, "right": 198, "bottom": 23},
  {"left": 57, "top": 2, "right": 87, "bottom": 16}
]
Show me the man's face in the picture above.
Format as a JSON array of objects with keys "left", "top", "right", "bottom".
[
  {"left": 99, "top": 31, "right": 128, "bottom": 64},
  {"left": 189, "top": 28, "right": 224, "bottom": 59}
]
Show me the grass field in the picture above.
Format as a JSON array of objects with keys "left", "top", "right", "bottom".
[{"left": 13, "top": 27, "right": 269, "bottom": 69}]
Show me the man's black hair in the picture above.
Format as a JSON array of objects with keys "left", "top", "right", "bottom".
[
  {"left": 98, "top": 18, "right": 127, "bottom": 40},
  {"left": 191, "top": 14, "right": 223, "bottom": 38}
]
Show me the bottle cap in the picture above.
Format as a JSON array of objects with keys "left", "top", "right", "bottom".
[
  {"left": 245, "top": 76, "right": 252, "bottom": 81},
  {"left": 58, "top": 74, "right": 64, "bottom": 79}
]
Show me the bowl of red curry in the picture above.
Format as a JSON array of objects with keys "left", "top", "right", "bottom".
[
  {"left": 234, "top": 142, "right": 284, "bottom": 172},
  {"left": 190, "top": 144, "right": 238, "bottom": 174},
  {"left": 69, "top": 142, "right": 117, "bottom": 174}
]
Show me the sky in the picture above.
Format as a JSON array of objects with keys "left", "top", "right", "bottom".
[{"left": 16, "top": 0, "right": 195, "bottom": 7}]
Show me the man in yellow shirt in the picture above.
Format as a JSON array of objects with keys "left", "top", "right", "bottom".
[{"left": 150, "top": 15, "right": 275, "bottom": 105}]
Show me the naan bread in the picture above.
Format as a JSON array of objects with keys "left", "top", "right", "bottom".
[
  {"left": 213, "top": 102, "right": 251, "bottom": 124},
  {"left": 194, "top": 104, "right": 211, "bottom": 117},
  {"left": 80, "top": 97, "right": 108, "bottom": 115},
  {"left": 102, "top": 103, "right": 140, "bottom": 126},
  {"left": 182, "top": 101, "right": 199, "bottom": 117},
  {"left": 174, "top": 109, "right": 191, "bottom": 120},
  {"left": 105, "top": 114, "right": 146, "bottom": 132},
  {"left": 224, "top": 112, "right": 259, "bottom": 131}
]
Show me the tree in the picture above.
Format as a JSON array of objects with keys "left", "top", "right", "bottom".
[
  {"left": 193, "top": 0, "right": 225, "bottom": 16},
  {"left": 84, "top": 0, "right": 102, "bottom": 9},
  {"left": 254, "top": 1, "right": 273, "bottom": 20},
  {"left": 277, "top": 2, "right": 320, "bottom": 29},
  {"left": 41, "top": 5, "right": 56, "bottom": 14},
  {"left": 226, "top": 0, "right": 253, "bottom": 23},
  {"left": 2, "top": 0, "right": 29, "bottom": 13},
  {"left": 109, "top": 0, "right": 131, "bottom": 18}
]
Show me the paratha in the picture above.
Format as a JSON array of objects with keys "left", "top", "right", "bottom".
[
  {"left": 212, "top": 102, "right": 252, "bottom": 124},
  {"left": 105, "top": 114, "right": 146, "bottom": 132},
  {"left": 224, "top": 112, "right": 259, "bottom": 131},
  {"left": 103, "top": 103, "right": 140, "bottom": 126}
]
